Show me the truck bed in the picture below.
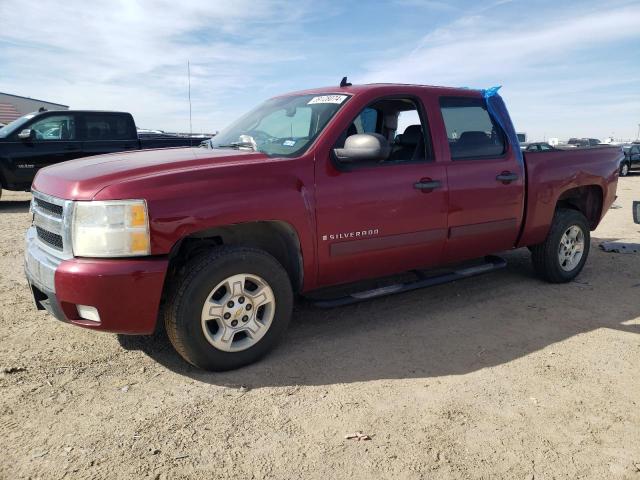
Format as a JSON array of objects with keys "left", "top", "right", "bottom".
[{"left": 518, "top": 145, "right": 623, "bottom": 247}]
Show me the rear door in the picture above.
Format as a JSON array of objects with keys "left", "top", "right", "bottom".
[
  {"left": 438, "top": 96, "right": 524, "bottom": 262},
  {"left": 4, "top": 112, "right": 82, "bottom": 186},
  {"left": 80, "top": 113, "right": 139, "bottom": 157},
  {"left": 314, "top": 94, "right": 448, "bottom": 286}
]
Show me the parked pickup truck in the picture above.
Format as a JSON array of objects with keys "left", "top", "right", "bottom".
[
  {"left": 0, "top": 110, "right": 208, "bottom": 195},
  {"left": 620, "top": 143, "right": 640, "bottom": 177},
  {"left": 24, "top": 83, "right": 622, "bottom": 371}
]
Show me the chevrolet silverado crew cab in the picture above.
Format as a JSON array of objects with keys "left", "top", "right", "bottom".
[
  {"left": 0, "top": 110, "right": 208, "bottom": 195},
  {"left": 24, "top": 83, "right": 622, "bottom": 371}
]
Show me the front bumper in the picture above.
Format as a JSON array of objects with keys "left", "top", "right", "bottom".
[{"left": 25, "top": 227, "right": 169, "bottom": 334}]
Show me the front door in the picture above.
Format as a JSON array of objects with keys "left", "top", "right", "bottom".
[
  {"left": 438, "top": 96, "right": 524, "bottom": 262},
  {"left": 6, "top": 113, "right": 83, "bottom": 187},
  {"left": 314, "top": 95, "right": 449, "bottom": 287}
]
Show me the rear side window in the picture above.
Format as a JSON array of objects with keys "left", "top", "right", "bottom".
[
  {"left": 83, "top": 114, "right": 135, "bottom": 141},
  {"left": 439, "top": 97, "right": 506, "bottom": 160}
]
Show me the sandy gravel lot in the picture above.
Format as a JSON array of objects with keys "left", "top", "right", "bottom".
[{"left": 1, "top": 176, "right": 639, "bottom": 480}]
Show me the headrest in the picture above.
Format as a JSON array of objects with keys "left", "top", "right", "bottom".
[
  {"left": 384, "top": 114, "right": 398, "bottom": 130},
  {"left": 458, "top": 131, "right": 491, "bottom": 145},
  {"left": 398, "top": 125, "right": 422, "bottom": 145}
]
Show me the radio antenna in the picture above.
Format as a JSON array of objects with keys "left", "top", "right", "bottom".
[{"left": 188, "top": 61, "right": 193, "bottom": 137}]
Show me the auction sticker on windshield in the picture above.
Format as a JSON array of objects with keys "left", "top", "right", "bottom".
[{"left": 308, "top": 95, "right": 348, "bottom": 105}]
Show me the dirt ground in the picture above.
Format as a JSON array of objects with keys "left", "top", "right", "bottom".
[{"left": 1, "top": 176, "right": 639, "bottom": 480}]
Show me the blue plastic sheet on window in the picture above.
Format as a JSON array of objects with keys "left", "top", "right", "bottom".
[{"left": 481, "top": 86, "right": 524, "bottom": 167}]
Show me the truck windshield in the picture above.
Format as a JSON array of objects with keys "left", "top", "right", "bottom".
[
  {"left": 0, "top": 113, "right": 36, "bottom": 139},
  {"left": 209, "top": 94, "right": 350, "bottom": 157}
]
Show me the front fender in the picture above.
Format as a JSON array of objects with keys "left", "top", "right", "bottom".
[{"left": 93, "top": 155, "right": 319, "bottom": 289}]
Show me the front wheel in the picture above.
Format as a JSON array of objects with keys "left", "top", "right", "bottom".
[
  {"left": 620, "top": 161, "right": 630, "bottom": 177},
  {"left": 164, "top": 247, "right": 293, "bottom": 371},
  {"left": 530, "top": 208, "right": 590, "bottom": 283}
]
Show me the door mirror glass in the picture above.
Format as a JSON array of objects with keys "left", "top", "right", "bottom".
[
  {"left": 334, "top": 133, "right": 390, "bottom": 163},
  {"left": 17, "top": 128, "right": 34, "bottom": 141}
]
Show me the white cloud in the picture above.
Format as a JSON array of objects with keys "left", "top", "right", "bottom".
[
  {"left": 0, "top": 0, "right": 316, "bottom": 132},
  {"left": 1, "top": 1, "right": 638, "bottom": 140},
  {"left": 365, "top": 5, "right": 640, "bottom": 84},
  {"left": 362, "top": 3, "right": 640, "bottom": 140}
]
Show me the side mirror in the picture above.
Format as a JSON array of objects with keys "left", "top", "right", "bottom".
[
  {"left": 18, "top": 129, "right": 35, "bottom": 141},
  {"left": 334, "top": 133, "right": 390, "bottom": 163},
  {"left": 633, "top": 201, "right": 640, "bottom": 225}
]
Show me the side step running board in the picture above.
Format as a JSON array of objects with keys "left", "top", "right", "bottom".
[{"left": 310, "top": 255, "right": 507, "bottom": 308}]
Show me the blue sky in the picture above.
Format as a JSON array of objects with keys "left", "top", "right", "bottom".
[{"left": 1, "top": 0, "right": 639, "bottom": 140}]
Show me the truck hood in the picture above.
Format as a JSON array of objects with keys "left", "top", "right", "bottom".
[{"left": 32, "top": 147, "right": 269, "bottom": 200}]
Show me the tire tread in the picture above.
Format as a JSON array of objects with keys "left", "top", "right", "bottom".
[
  {"left": 530, "top": 208, "right": 590, "bottom": 283},
  {"left": 164, "top": 246, "right": 291, "bottom": 369}
]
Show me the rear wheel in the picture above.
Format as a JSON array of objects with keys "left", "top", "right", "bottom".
[
  {"left": 620, "top": 161, "right": 630, "bottom": 177},
  {"left": 530, "top": 208, "right": 590, "bottom": 283},
  {"left": 164, "top": 247, "right": 293, "bottom": 371}
]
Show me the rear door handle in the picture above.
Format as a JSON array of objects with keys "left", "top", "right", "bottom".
[
  {"left": 496, "top": 172, "right": 518, "bottom": 184},
  {"left": 414, "top": 180, "right": 442, "bottom": 191}
]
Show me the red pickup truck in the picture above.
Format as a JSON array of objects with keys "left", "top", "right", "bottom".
[{"left": 25, "top": 82, "right": 622, "bottom": 370}]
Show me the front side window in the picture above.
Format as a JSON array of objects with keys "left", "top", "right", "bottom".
[
  {"left": 30, "top": 115, "right": 76, "bottom": 141},
  {"left": 335, "top": 97, "right": 432, "bottom": 166},
  {"left": 350, "top": 107, "right": 378, "bottom": 135},
  {"left": 439, "top": 97, "right": 506, "bottom": 160},
  {"left": 210, "top": 93, "right": 350, "bottom": 157}
]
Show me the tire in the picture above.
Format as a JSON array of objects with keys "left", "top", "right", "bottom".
[
  {"left": 530, "top": 208, "right": 590, "bottom": 283},
  {"left": 620, "top": 161, "right": 630, "bottom": 177},
  {"left": 164, "top": 246, "right": 293, "bottom": 371}
]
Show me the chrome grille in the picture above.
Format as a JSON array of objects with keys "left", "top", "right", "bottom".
[
  {"left": 33, "top": 197, "right": 63, "bottom": 218},
  {"left": 30, "top": 190, "right": 72, "bottom": 257},
  {"left": 36, "top": 226, "right": 63, "bottom": 249}
]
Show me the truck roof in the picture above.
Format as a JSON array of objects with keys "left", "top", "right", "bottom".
[
  {"left": 32, "top": 110, "right": 132, "bottom": 115},
  {"left": 276, "top": 83, "right": 483, "bottom": 98}
]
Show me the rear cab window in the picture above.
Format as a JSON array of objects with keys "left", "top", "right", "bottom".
[
  {"left": 439, "top": 97, "right": 506, "bottom": 160},
  {"left": 82, "top": 113, "right": 137, "bottom": 141}
]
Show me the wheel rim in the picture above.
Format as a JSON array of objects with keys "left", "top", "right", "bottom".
[
  {"left": 200, "top": 273, "right": 276, "bottom": 352},
  {"left": 621, "top": 164, "right": 629, "bottom": 176},
  {"left": 558, "top": 225, "right": 585, "bottom": 272}
]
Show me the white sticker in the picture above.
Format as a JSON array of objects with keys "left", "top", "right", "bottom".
[
  {"left": 283, "top": 140, "right": 296, "bottom": 147},
  {"left": 307, "top": 95, "right": 348, "bottom": 105}
]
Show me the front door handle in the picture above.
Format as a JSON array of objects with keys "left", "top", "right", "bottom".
[
  {"left": 414, "top": 179, "right": 442, "bottom": 191},
  {"left": 496, "top": 172, "right": 518, "bottom": 184}
]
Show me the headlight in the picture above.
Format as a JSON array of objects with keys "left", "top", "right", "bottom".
[{"left": 72, "top": 200, "right": 150, "bottom": 257}]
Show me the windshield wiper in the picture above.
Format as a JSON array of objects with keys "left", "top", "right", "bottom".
[{"left": 214, "top": 142, "right": 256, "bottom": 151}]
